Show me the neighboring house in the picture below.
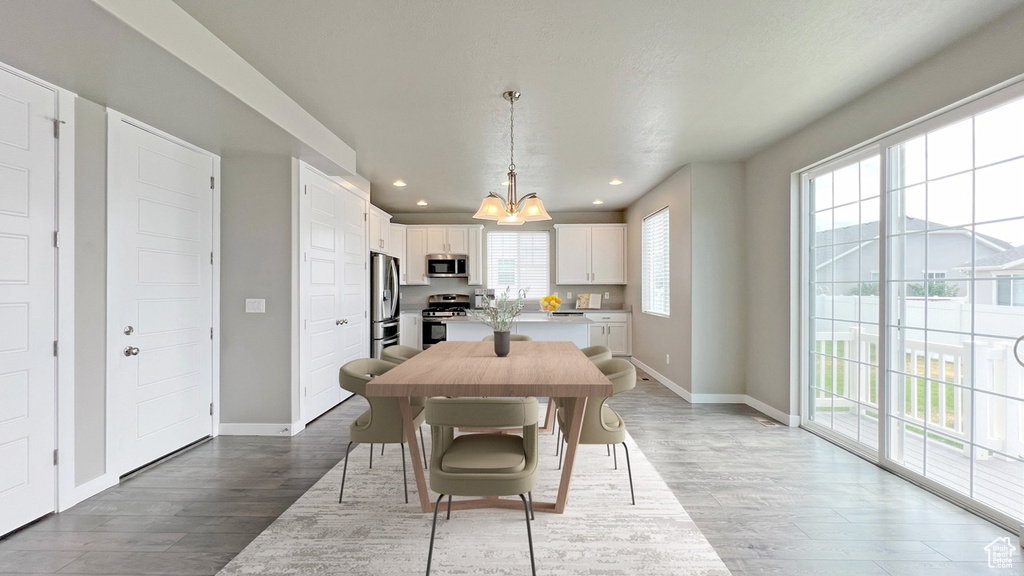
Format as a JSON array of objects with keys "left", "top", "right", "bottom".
[
  {"left": 958, "top": 244, "right": 1024, "bottom": 306},
  {"left": 814, "top": 217, "right": 1013, "bottom": 296}
]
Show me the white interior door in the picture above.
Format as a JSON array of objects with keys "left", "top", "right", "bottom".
[
  {"left": 299, "top": 164, "right": 367, "bottom": 423},
  {"left": 0, "top": 68, "right": 56, "bottom": 536},
  {"left": 107, "top": 114, "right": 215, "bottom": 475}
]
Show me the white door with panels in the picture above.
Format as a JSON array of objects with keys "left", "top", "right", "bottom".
[
  {"left": 299, "top": 163, "right": 367, "bottom": 423},
  {"left": 0, "top": 67, "right": 57, "bottom": 536},
  {"left": 107, "top": 114, "right": 215, "bottom": 475}
]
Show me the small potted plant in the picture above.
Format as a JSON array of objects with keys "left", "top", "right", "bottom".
[{"left": 468, "top": 287, "right": 527, "bottom": 356}]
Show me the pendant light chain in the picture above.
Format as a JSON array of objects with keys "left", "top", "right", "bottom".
[{"left": 508, "top": 94, "right": 515, "bottom": 173}]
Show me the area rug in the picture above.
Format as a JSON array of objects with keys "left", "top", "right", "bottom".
[{"left": 217, "top": 418, "right": 731, "bottom": 575}]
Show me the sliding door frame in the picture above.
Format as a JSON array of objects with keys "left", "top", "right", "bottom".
[{"left": 799, "top": 77, "right": 1024, "bottom": 534}]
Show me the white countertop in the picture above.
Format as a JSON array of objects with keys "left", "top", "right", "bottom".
[{"left": 443, "top": 316, "right": 592, "bottom": 324}]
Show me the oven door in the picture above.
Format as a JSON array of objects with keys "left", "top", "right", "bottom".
[{"left": 422, "top": 319, "right": 446, "bottom": 348}]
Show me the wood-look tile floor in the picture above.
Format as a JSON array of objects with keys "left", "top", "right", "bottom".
[{"left": 1, "top": 376, "right": 1020, "bottom": 575}]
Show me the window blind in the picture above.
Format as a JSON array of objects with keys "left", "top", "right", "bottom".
[
  {"left": 642, "top": 208, "right": 670, "bottom": 316},
  {"left": 486, "top": 231, "right": 550, "bottom": 297}
]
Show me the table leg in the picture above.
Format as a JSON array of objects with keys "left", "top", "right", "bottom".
[
  {"left": 539, "top": 399, "right": 556, "bottom": 433},
  {"left": 554, "top": 396, "right": 587, "bottom": 513},
  {"left": 399, "top": 397, "right": 431, "bottom": 512}
]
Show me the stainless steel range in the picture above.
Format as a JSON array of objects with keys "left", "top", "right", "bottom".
[{"left": 421, "top": 293, "right": 470, "bottom": 348}]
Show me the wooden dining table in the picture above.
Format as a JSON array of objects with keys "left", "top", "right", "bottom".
[{"left": 366, "top": 340, "right": 614, "bottom": 514}]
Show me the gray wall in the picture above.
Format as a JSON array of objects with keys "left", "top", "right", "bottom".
[
  {"left": 73, "top": 97, "right": 107, "bottom": 485},
  {"left": 219, "top": 153, "right": 294, "bottom": 425},
  {"left": 691, "top": 163, "right": 746, "bottom": 395},
  {"left": 743, "top": 7, "right": 1024, "bottom": 416},
  {"left": 391, "top": 211, "right": 627, "bottom": 310},
  {"left": 625, "top": 166, "right": 693, "bottom": 392},
  {"left": 623, "top": 163, "right": 746, "bottom": 396}
]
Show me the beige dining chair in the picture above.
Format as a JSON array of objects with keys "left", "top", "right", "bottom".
[
  {"left": 580, "top": 345, "right": 612, "bottom": 363},
  {"left": 424, "top": 397, "right": 539, "bottom": 576},
  {"left": 481, "top": 333, "right": 533, "bottom": 341},
  {"left": 555, "top": 358, "right": 636, "bottom": 504},
  {"left": 338, "top": 358, "right": 427, "bottom": 504},
  {"left": 381, "top": 344, "right": 422, "bottom": 364}
]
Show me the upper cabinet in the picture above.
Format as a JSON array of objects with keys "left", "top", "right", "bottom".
[
  {"left": 390, "top": 224, "right": 407, "bottom": 282},
  {"left": 404, "top": 226, "right": 429, "bottom": 285},
  {"left": 554, "top": 224, "right": 627, "bottom": 285},
  {"left": 369, "top": 205, "right": 391, "bottom": 254},
  {"left": 404, "top": 225, "right": 483, "bottom": 286},
  {"left": 425, "top": 226, "right": 468, "bottom": 254},
  {"left": 466, "top": 226, "right": 483, "bottom": 286}
]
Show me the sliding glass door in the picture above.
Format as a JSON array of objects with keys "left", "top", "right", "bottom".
[
  {"left": 805, "top": 153, "right": 882, "bottom": 451},
  {"left": 803, "top": 82, "right": 1024, "bottom": 528},
  {"left": 884, "top": 93, "right": 1024, "bottom": 522}
]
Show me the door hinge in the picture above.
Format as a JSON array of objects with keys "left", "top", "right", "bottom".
[
  {"left": 363, "top": 212, "right": 367, "bottom": 221},
  {"left": 304, "top": 387, "right": 307, "bottom": 397},
  {"left": 53, "top": 118, "right": 64, "bottom": 139},
  {"left": 210, "top": 252, "right": 214, "bottom": 265},
  {"left": 209, "top": 402, "right": 214, "bottom": 416},
  {"left": 53, "top": 340, "right": 58, "bottom": 357},
  {"left": 210, "top": 176, "right": 215, "bottom": 190},
  {"left": 53, "top": 449, "right": 58, "bottom": 465},
  {"left": 210, "top": 327, "right": 214, "bottom": 340},
  {"left": 303, "top": 185, "right": 308, "bottom": 195},
  {"left": 53, "top": 231, "right": 60, "bottom": 248}
]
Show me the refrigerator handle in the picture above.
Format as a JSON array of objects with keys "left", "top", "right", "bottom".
[{"left": 388, "top": 256, "right": 400, "bottom": 319}]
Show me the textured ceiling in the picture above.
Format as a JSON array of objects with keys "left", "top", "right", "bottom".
[{"left": 173, "top": 0, "right": 1020, "bottom": 214}]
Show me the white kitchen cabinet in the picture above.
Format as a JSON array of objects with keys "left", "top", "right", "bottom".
[
  {"left": 425, "top": 226, "right": 468, "bottom": 254},
  {"left": 554, "top": 224, "right": 626, "bottom": 284},
  {"left": 399, "top": 312, "right": 422, "bottom": 349},
  {"left": 369, "top": 205, "right": 391, "bottom": 254},
  {"left": 467, "top": 225, "right": 483, "bottom": 285},
  {"left": 404, "top": 226, "right": 430, "bottom": 285},
  {"left": 390, "top": 224, "right": 407, "bottom": 281},
  {"left": 585, "top": 312, "right": 631, "bottom": 356}
]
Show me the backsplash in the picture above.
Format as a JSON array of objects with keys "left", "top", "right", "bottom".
[{"left": 399, "top": 278, "right": 626, "bottom": 311}]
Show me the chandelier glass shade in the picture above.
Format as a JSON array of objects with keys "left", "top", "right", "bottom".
[{"left": 473, "top": 91, "right": 551, "bottom": 225}]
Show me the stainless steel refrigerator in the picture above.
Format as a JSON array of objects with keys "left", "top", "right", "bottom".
[{"left": 370, "top": 252, "right": 400, "bottom": 358}]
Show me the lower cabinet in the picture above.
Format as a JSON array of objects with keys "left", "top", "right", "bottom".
[
  {"left": 585, "top": 312, "right": 631, "bottom": 356},
  {"left": 399, "top": 312, "right": 422, "bottom": 349}
]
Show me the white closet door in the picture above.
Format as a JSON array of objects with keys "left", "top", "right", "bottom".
[
  {"left": 0, "top": 67, "right": 56, "bottom": 536},
  {"left": 299, "top": 164, "right": 367, "bottom": 423},
  {"left": 107, "top": 114, "right": 215, "bottom": 475}
]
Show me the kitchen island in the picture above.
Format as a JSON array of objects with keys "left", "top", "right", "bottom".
[{"left": 444, "top": 313, "right": 592, "bottom": 347}]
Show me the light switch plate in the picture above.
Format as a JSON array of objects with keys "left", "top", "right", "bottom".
[
  {"left": 245, "top": 298, "right": 266, "bottom": 314},
  {"left": 604, "top": 291, "right": 610, "bottom": 299}
]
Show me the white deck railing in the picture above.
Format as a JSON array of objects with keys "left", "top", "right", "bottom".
[{"left": 813, "top": 297, "right": 1023, "bottom": 459}]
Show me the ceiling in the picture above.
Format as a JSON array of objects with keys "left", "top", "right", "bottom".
[{"left": 171, "top": 0, "right": 1020, "bottom": 214}]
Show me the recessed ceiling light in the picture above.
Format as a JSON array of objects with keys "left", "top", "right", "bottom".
[
  {"left": 609, "top": 179, "right": 623, "bottom": 186},
  {"left": 393, "top": 180, "right": 407, "bottom": 187},
  {"left": 592, "top": 199, "right": 604, "bottom": 205},
  {"left": 416, "top": 200, "right": 428, "bottom": 206}
]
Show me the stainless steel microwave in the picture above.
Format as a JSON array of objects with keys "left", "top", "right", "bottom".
[{"left": 426, "top": 254, "right": 468, "bottom": 278}]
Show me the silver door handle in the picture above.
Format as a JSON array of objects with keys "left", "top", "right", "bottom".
[
  {"left": 1014, "top": 335, "right": 1024, "bottom": 368},
  {"left": 123, "top": 325, "right": 134, "bottom": 335},
  {"left": 123, "top": 346, "right": 140, "bottom": 357},
  {"left": 336, "top": 319, "right": 348, "bottom": 326}
]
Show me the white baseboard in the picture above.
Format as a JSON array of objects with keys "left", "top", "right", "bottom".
[
  {"left": 745, "top": 395, "right": 800, "bottom": 427},
  {"left": 219, "top": 422, "right": 302, "bottom": 436},
  {"left": 59, "top": 472, "right": 118, "bottom": 512},
  {"left": 630, "top": 358, "right": 692, "bottom": 402},
  {"left": 629, "top": 358, "right": 798, "bottom": 427}
]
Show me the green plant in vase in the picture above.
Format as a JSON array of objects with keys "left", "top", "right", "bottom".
[{"left": 468, "top": 287, "right": 527, "bottom": 356}]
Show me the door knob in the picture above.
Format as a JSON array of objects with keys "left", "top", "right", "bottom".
[
  {"left": 123, "top": 325, "right": 134, "bottom": 335},
  {"left": 123, "top": 346, "right": 140, "bottom": 357},
  {"left": 336, "top": 319, "right": 348, "bottom": 326}
]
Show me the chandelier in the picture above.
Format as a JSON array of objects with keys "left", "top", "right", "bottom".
[{"left": 473, "top": 91, "right": 551, "bottom": 225}]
